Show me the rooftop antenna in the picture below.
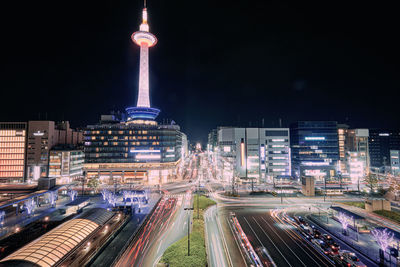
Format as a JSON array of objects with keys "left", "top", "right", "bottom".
[{"left": 144, "top": 0, "right": 146, "bottom": 8}]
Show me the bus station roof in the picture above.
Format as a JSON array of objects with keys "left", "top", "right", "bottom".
[{"left": 0, "top": 208, "right": 113, "bottom": 267}]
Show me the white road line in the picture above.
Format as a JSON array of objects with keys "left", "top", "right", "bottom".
[
  {"left": 257, "top": 216, "right": 309, "bottom": 267},
  {"left": 264, "top": 214, "right": 332, "bottom": 266},
  {"left": 247, "top": 216, "right": 293, "bottom": 267},
  {"left": 217, "top": 210, "right": 233, "bottom": 267}
]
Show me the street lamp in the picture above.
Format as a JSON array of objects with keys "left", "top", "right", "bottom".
[{"left": 184, "top": 207, "right": 194, "bottom": 256}]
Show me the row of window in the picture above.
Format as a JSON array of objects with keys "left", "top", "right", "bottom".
[
  {"left": 0, "top": 160, "right": 24, "bottom": 165},
  {"left": 0, "top": 154, "right": 24, "bottom": 159},
  {"left": 0, "top": 165, "right": 23, "bottom": 171},
  {"left": 0, "top": 142, "right": 25, "bottom": 148},
  {"left": 0, "top": 130, "right": 25, "bottom": 137},
  {"left": 0, "top": 171, "right": 23, "bottom": 177},
  {"left": 0, "top": 148, "right": 24, "bottom": 153},
  {"left": 0, "top": 137, "right": 25, "bottom": 142},
  {"left": 89, "top": 135, "right": 160, "bottom": 141}
]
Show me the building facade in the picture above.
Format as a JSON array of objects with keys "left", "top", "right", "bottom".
[
  {"left": 290, "top": 121, "right": 339, "bottom": 182},
  {"left": 84, "top": 122, "right": 186, "bottom": 185},
  {"left": 26, "top": 121, "right": 83, "bottom": 181},
  {"left": 49, "top": 149, "right": 84, "bottom": 184},
  {"left": 215, "top": 127, "right": 290, "bottom": 184},
  {"left": 0, "top": 123, "right": 27, "bottom": 183},
  {"left": 390, "top": 150, "right": 400, "bottom": 176},
  {"left": 369, "top": 130, "right": 400, "bottom": 170}
]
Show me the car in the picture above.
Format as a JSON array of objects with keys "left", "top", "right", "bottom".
[
  {"left": 312, "top": 229, "right": 322, "bottom": 239},
  {"left": 255, "top": 247, "right": 272, "bottom": 266},
  {"left": 340, "top": 250, "right": 367, "bottom": 267},
  {"left": 312, "top": 239, "right": 330, "bottom": 254}
]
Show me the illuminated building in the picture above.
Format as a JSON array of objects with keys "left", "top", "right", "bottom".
[
  {"left": 27, "top": 121, "right": 83, "bottom": 181},
  {"left": 290, "top": 121, "right": 339, "bottom": 182},
  {"left": 390, "top": 150, "right": 400, "bottom": 175},
  {"left": 215, "top": 127, "right": 290, "bottom": 184},
  {"left": 369, "top": 130, "right": 400, "bottom": 170},
  {"left": 49, "top": 148, "right": 84, "bottom": 184},
  {"left": 83, "top": 4, "right": 187, "bottom": 185},
  {"left": 337, "top": 124, "right": 349, "bottom": 173},
  {"left": 0, "top": 122, "right": 27, "bottom": 183},
  {"left": 346, "top": 151, "right": 365, "bottom": 184},
  {"left": 344, "top": 129, "right": 369, "bottom": 177}
]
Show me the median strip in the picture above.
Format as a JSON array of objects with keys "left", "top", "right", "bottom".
[{"left": 159, "top": 195, "right": 216, "bottom": 267}]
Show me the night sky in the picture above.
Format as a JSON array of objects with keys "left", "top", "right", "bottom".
[{"left": 2, "top": 1, "right": 399, "bottom": 143}]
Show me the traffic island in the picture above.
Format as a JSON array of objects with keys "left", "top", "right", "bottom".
[{"left": 160, "top": 195, "right": 216, "bottom": 267}]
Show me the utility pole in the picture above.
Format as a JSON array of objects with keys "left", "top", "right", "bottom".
[
  {"left": 280, "top": 178, "right": 283, "bottom": 204},
  {"left": 184, "top": 207, "right": 194, "bottom": 256},
  {"left": 324, "top": 176, "right": 327, "bottom": 202}
]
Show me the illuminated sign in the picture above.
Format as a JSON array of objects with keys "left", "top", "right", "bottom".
[
  {"left": 33, "top": 131, "right": 44, "bottom": 136},
  {"left": 379, "top": 133, "right": 390, "bottom": 137},
  {"left": 305, "top": 169, "right": 326, "bottom": 176},
  {"left": 305, "top": 137, "right": 325, "bottom": 141},
  {"left": 223, "top": 146, "right": 231, "bottom": 152},
  {"left": 271, "top": 139, "right": 285, "bottom": 142},
  {"left": 136, "top": 154, "right": 161, "bottom": 160},
  {"left": 130, "top": 149, "right": 160, "bottom": 153},
  {"left": 260, "top": 145, "right": 265, "bottom": 161},
  {"left": 302, "top": 161, "right": 329, "bottom": 166},
  {"left": 240, "top": 139, "right": 245, "bottom": 167}
]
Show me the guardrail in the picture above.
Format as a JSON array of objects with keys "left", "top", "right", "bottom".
[{"left": 110, "top": 197, "right": 162, "bottom": 266}]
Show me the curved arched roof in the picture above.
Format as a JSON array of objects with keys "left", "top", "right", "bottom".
[{"left": 0, "top": 208, "right": 113, "bottom": 267}]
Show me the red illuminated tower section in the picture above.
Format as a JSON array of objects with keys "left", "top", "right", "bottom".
[{"left": 126, "top": 3, "right": 160, "bottom": 123}]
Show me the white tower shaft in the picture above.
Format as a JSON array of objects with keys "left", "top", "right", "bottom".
[{"left": 137, "top": 43, "right": 150, "bottom": 107}]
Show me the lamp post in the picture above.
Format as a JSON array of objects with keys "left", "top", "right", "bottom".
[
  {"left": 184, "top": 207, "right": 194, "bottom": 256},
  {"left": 197, "top": 180, "right": 200, "bottom": 219}
]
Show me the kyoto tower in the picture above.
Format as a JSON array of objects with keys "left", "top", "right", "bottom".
[{"left": 126, "top": 1, "right": 160, "bottom": 123}]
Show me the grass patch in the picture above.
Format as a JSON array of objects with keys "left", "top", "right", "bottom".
[
  {"left": 339, "top": 201, "right": 365, "bottom": 209},
  {"left": 160, "top": 195, "right": 216, "bottom": 267},
  {"left": 374, "top": 210, "right": 400, "bottom": 224}
]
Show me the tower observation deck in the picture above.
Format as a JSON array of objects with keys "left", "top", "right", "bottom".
[{"left": 126, "top": 3, "right": 160, "bottom": 123}]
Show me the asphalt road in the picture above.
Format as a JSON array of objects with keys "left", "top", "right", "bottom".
[
  {"left": 205, "top": 204, "right": 230, "bottom": 267},
  {"left": 236, "top": 211, "right": 335, "bottom": 267},
  {"left": 115, "top": 196, "right": 178, "bottom": 267}
]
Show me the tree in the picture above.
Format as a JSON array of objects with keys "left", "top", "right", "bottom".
[
  {"left": 364, "top": 173, "right": 379, "bottom": 194},
  {"left": 87, "top": 177, "right": 100, "bottom": 193}
]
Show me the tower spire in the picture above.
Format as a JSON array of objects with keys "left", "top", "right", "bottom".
[{"left": 126, "top": 2, "right": 160, "bottom": 123}]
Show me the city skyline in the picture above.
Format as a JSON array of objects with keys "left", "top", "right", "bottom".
[
  {"left": 2, "top": 1, "right": 399, "bottom": 143},
  {"left": 0, "top": 3, "right": 399, "bottom": 267}
]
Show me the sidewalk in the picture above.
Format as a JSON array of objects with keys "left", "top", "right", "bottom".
[
  {"left": 310, "top": 213, "right": 381, "bottom": 262},
  {"left": 310, "top": 207, "right": 400, "bottom": 267}
]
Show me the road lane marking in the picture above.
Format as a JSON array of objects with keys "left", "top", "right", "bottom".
[
  {"left": 258, "top": 216, "right": 320, "bottom": 267},
  {"left": 246, "top": 216, "right": 293, "bottom": 267}
]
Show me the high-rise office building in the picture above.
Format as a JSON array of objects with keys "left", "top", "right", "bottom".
[
  {"left": 290, "top": 121, "right": 339, "bottom": 182},
  {"left": 83, "top": 5, "right": 187, "bottom": 185},
  {"left": 26, "top": 121, "right": 83, "bottom": 180},
  {"left": 369, "top": 130, "right": 400, "bottom": 170},
  {"left": 345, "top": 129, "right": 369, "bottom": 177},
  {"left": 0, "top": 123, "right": 27, "bottom": 183},
  {"left": 215, "top": 127, "right": 290, "bottom": 184}
]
